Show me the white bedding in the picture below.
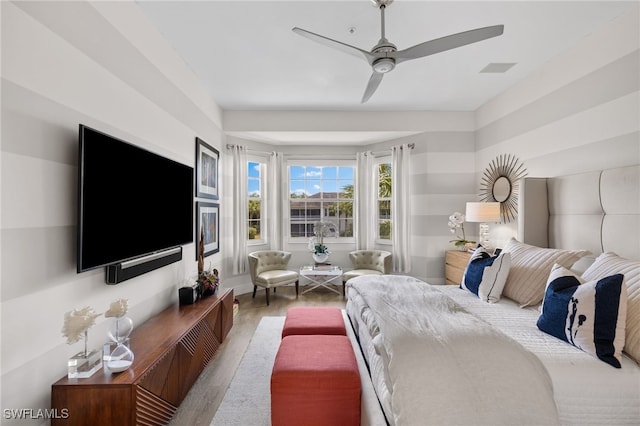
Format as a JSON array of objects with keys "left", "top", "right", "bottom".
[
  {"left": 347, "top": 275, "right": 560, "bottom": 426},
  {"left": 437, "top": 285, "right": 640, "bottom": 426}
]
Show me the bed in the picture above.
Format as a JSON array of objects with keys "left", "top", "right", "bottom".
[{"left": 346, "top": 165, "right": 640, "bottom": 426}]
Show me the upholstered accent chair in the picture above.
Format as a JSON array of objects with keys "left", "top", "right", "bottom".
[
  {"left": 342, "top": 250, "right": 392, "bottom": 290},
  {"left": 248, "top": 251, "right": 299, "bottom": 306}
]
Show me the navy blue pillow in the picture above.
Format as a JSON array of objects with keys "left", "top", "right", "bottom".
[
  {"left": 537, "top": 264, "right": 626, "bottom": 368},
  {"left": 460, "top": 247, "right": 511, "bottom": 303}
]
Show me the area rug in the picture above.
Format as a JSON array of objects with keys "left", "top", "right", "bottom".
[
  {"left": 210, "top": 314, "right": 387, "bottom": 426},
  {"left": 210, "top": 316, "right": 284, "bottom": 426}
]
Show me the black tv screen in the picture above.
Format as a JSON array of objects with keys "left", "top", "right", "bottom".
[{"left": 77, "top": 125, "right": 193, "bottom": 273}]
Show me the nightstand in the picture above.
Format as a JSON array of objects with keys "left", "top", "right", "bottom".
[{"left": 445, "top": 250, "right": 472, "bottom": 285}]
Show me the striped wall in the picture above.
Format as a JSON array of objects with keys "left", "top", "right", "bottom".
[
  {"left": 1, "top": 2, "right": 223, "bottom": 422},
  {"left": 475, "top": 4, "right": 640, "bottom": 249},
  {"left": 365, "top": 126, "right": 478, "bottom": 284}
]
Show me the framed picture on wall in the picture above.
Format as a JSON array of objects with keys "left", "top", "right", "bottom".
[
  {"left": 196, "top": 202, "right": 220, "bottom": 259},
  {"left": 196, "top": 137, "right": 219, "bottom": 199}
]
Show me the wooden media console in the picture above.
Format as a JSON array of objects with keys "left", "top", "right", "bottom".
[{"left": 51, "top": 288, "right": 233, "bottom": 425}]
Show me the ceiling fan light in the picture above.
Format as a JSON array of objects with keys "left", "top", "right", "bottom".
[{"left": 372, "top": 58, "right": 395, "bottom": 73}]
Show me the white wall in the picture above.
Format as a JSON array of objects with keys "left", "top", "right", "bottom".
[{"left": 1, "top": 2, "right": 223, "bottom": 424}]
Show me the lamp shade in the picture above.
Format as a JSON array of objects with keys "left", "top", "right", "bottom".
[{"left": 465, "top": 202, "right": 501, "bottom": 222}]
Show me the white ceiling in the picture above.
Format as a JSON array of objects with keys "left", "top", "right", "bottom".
[{"left": 136, "top": 0, "right": 635, "bottom": 143}]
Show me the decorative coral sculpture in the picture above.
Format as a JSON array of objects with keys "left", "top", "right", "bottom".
[
  {"left": 104, "top": 298, "right": 129, "bottom": 318},
  {"left": 61, "top": 306, "right": 101, "bottom": 345}
]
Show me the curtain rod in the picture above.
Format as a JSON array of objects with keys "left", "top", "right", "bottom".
[
  {"left": 371, "top": 143, "right": 415, "bottom": 156},
  {"left": 225, "top": 144, "right": 273, "bottom": 156},
  {"left": 226, "top": 142, "right": 414, "bottom": 158}
]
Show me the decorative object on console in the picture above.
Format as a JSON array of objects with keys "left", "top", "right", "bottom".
[
  {"left": 197, "top": 266, "right": 220, "bottom": 297},
  {"left": 179, "top": 284, "right": 200, "bottom": 305},
  {"left": 537, "top": 264, "right": 627, "bottom": 368},
  {"left": 308, "top": 221, "right": 337, "bottom": 263},
  {"left": 447, "top": 211, "right": 475, "bottom": 250},
  {"left": 461, "top": 246, "right": 511, "bottom": 303},
  {"left": 479, "top": 154, "right": 528, "bottom": 223},
  {"left": 196, "top": 224, "right": 219, "bottom": 297},
  {"left": 196, "top": 202, "right": 220, "bottom": 259},
  {"left": 62, "top": 306, "right": 102, "bottom": 379},
  {"left": 104, "top": 299, "right": 134, "bottom": 373},
  {"left": 465, "top": 202, "right": 501, "bottom": 249},
  {"left": 195, "top": 137, "right": 219, "bottom": 199},
  {"left": 198, "top": 226, "right": 205, "bottom": 273}
]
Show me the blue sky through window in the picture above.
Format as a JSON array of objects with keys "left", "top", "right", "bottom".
[
  {"left": 248, "top": 161, "right": 260, "bottom": 196},
  {"left": 289, "top": 166, "right": 354, "bottom": 197}
]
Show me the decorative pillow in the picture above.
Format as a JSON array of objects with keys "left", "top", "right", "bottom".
[
  {"left": 537, "top": 264, "right": 627, "bottom": 368},
  {"left": 502, "top": 238, "right": 589, "bottom": 307},
  {"left": 582, "top": 252, "right": 640, "bottom": 364},
  {"left": 461, "top": 246, "right": 511, "bottom": 303}
]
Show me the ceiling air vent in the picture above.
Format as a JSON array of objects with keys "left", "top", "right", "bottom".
[{"left": 480, "top": 62, "right": 517, "bottom": 73}]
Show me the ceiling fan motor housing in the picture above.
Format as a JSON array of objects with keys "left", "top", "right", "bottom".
[
  {"left": 373, "top": 57, "right": 395, "bottom": 73},
  {"left": 371, "top": 40, "right": 397, "bottom": 73}
]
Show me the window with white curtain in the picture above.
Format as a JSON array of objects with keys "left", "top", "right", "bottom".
[
  {"left": 377, "top": 159, "right": 392, "bottom": 242},
  {"left": 248, "top": 157, "right": 267, "bottom": 244},
  {"left": 287, "top": 160, "right": 355, "bottom": 241}
]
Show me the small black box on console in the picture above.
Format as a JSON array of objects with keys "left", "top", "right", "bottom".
[{"left": 179, "top": 285, "right": 199, "bottom": 305}]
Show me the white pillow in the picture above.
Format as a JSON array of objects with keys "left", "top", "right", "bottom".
[
  {"left": 537, "top": 264, "right": 626, "bottom": 368},
  {"left": 461, "top": 246, "right": 511, "bottom": 303},
  {"left": 502, "top": 238, "right": 589, "bottom": 307},
  {"left": 582, "top": 252, "right": 640, "bottom": 364}
]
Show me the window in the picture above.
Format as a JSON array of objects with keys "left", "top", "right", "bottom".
[
  {"left": 377, "top": 161, "right": 392, "bottom": 241},
  {"left": 288, "top": 164, "right": 354, "bottom": 239},
  {"left": 248, "top": 160, "right": 265, "bottom": 241}
]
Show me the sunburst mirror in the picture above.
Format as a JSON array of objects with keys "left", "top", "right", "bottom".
[{"left": 479, "top": 154, "right": 528, "bottom": 223}]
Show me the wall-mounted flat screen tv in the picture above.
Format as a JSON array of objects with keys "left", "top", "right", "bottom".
[{"left": 77, "top": 124, "right": 193, "bottom": 273}]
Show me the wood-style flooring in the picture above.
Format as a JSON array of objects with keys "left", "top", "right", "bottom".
[{"left": 168, "top": 284, "right": 347, "bottom": 426}]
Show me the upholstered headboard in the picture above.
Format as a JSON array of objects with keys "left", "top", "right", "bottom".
[{"left": 519, "top": 165, "right": 640, "bottom": 262}]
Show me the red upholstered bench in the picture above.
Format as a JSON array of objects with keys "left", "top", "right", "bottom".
[
  {"left": 281, "top": 306, "right": 346, "bottom": 338},
  {"left": 271, "top": 334, "right": 361, "bottom": 426}
]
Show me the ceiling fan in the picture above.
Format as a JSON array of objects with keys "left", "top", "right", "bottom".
[{"left": 292, "top": 0, "right": 504, "bottom": 103}]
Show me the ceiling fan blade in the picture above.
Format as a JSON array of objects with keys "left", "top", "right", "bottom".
[
  {"left": 394, "top": 25, "right": 504, "bottom": 64},
  {"left": 361, "top": 72, "right": 384, "bottom": 103},
  {"left": 292, "top": 27, "right": 374, "bottom": 63}
]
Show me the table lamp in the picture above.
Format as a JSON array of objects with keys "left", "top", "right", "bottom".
[{"left": 465, "top": 202, "right": 501, "bottom": 249}]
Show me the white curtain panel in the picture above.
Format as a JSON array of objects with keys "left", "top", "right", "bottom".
[
  {"left": 268, "top": 152, "right": 284, "bottom": 250},
  {"left": 356, "top": 151, "right": 376, "bottom": 250},
  {"left": 392, "top": 144, "right": 412, "bottom": 273},
  {"left": 231, "top": 145, "right": 248, "bottom": 274}
]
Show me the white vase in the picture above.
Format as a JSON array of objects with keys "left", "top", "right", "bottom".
[{"left": 312, "top": 253, "right": 329, "bottom": 264}]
